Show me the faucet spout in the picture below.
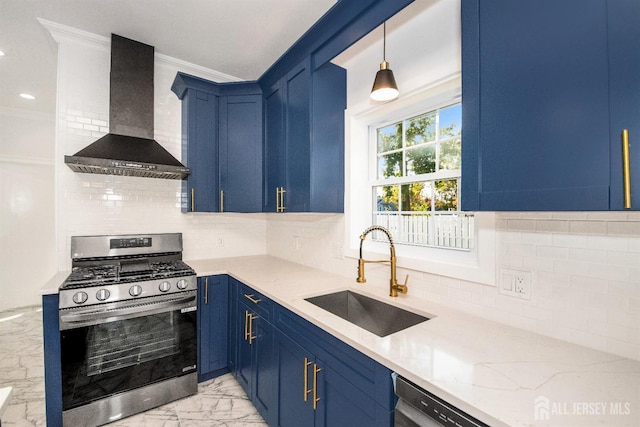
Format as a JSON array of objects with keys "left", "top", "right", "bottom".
[{"left": 356, "top": 226, "right": 408, "bottom": 297}]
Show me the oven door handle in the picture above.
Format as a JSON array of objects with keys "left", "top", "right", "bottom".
[{"left": 60, "top": 295, "right": 196, "bottom": 328}]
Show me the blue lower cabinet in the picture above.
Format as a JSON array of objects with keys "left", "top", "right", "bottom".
[
  {"left": 275, "top": 309, "right": 394, "bottom": 427},
  {"left": 197, "top": 275, "right": 229, "bottom": 382},
  {"left": 232, "top": 278, "right": 277, "bottom": 425},
  {"left": 275, "top": 330, "right": 316, "bottom": 427},
  {"left": 231, "top": 280, "right": 394, "bottom": 427}
]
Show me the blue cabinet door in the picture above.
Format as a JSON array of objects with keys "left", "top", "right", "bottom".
[
  {"left": 263, "top": 82, "right": 285, "bottom": 212},
  {"left": 253, "top": 313, "right": 276, "bottom": 425},
  {"left": 263, "top": 58, "right": 347, "bottom": 213},
  {"left": 275, "top": 329, "right": 315, "bottom": 427},
  {"left": 315, "top": 360, "right": 391, "bottom": 427},
  {"left": 235, "top": 300, "right": 253, "bottom": 396},
  {"left": 310, "top": 62, "right": 346, "bottom": 213},
  {"left": 608, "top": 0, "right": 640, "bottom": 210},
  {"left": 181, "top": 90, "right": 219, "bottom": 212},
  {"left": 462, "top": 0, "right": 612, "bottom": 211},
  {"left": 219, "top": 94, "right": 263, "bottom": 212},
  {"left": 283, "top": 60, "right": 312, "bottom": 212},
  {"left": 197, "top": 275, "right": 229, "bottom": 382}
]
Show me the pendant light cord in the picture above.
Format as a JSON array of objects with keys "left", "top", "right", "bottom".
[{"left": 383, "top": 22, "right": 386, "bottom": 61}]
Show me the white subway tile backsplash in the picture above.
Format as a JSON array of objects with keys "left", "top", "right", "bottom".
[
  {"left": 267, "top": 212, "right": 640, "bottom": 361},
  {"left": 54, "top": 30, "right": 267, "bottom": 272}
]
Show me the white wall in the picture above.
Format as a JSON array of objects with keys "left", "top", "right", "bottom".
[
  {"left": 47, "top": 25, "right": 267, "bottom": 271},
  {"left": 0, "top": 107, "right": 56, "bottom": 310},
  {"left": 267, "top": 0, "right": 640, "bottom": 361}
]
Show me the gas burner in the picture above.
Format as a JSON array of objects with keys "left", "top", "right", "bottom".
[
  {"left": 60, "top": 233, "right": 197, "bottom": 308},
  {"left": 64, "top": 265, "right": 119, "bottom": 287}
]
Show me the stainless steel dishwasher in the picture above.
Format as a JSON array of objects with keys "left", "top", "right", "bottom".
[{"left": 394, "top": 375, "right": 489, "bottom": 427}]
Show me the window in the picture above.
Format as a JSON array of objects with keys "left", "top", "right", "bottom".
[{"left": 372, "top": 103, "right": 474, "bottom": 249}]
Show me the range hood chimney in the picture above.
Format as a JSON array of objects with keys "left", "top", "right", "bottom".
[{"left": 64, "top": 34, "right": 190, "bottom": 180}]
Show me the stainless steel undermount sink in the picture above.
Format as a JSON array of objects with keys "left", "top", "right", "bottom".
[{"left": 305, "top": 290, "right": 429, "bottom": 337}]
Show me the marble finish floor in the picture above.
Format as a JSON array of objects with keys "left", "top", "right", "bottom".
[{"left": 0, "top": 305, "right": 267, "bottom": 426}]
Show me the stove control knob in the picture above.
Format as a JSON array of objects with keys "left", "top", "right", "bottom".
[
  {"left": 96, "top": 289, "right": 110, "bottom": 301},
  {"left": 129, "top": 285, "right": 143, "bottom": 297},
  {"left": 159, "top": 281, "right": 171, "bottom": 292},
  {"left": 72, "top": 291, "right": 88, "bottom": 304},
  {"left": 177, "top": 279, "right": 189, "bottom": 290}
]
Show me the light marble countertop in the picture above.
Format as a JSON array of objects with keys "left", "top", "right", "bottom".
[{"left": 42, "top": 255, "right": 640, "bottom": 426}]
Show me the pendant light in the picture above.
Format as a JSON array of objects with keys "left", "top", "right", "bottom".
[{"left": 370, "top": 22, "right": 399, "bottom": 102}]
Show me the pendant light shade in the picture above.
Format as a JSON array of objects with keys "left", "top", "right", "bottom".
[{"left": 370, "top": 22, "right": 399, "bottom": 101}]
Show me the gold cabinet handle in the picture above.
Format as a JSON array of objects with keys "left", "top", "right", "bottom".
[
  {"left": 220, "top": 190, "right": 224, "bottom": 212},
  {"left": 247, "top": 312, "right": 256, "bottom": 345},
  {"left": 244, "top": 310, "right": 250, "bottom": 341},
  {"left": 313, "top": 364, "right": 321, "bottom": 410},
  {"left": 622, "top": 129, "right": 632, "bottom": 209},
  {"left": 191, "top": 188, "right": 195, "bottom": 212},
  {"left": 204, "top": 277, "right": 209, "bottom": 305},
  {"left": 303, "top": 357, "right": 312, "bottom": 402},
  {"left": 244, "top": 294, "right": 261, "bottom": 304},
  {"left": 244, "top": 310, "right": 249, "bottom": 341},
  {"left": 276, "top": 187, "right": 287, "bottom": 212}
]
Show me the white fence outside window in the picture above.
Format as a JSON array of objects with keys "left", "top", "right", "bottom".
[{"left": 373, "top": 212, "right": 474, "bottom": 250}]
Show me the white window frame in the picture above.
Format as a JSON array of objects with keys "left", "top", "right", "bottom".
[
  {"left": 344, "top": 75, "right": 496, "bottom": 286},
  {"left": 371, "top": 100, "right": 472, "bottom": 250}
]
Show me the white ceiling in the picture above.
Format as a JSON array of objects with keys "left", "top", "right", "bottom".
[{"left": 0, "top": 0, "right": 337, "bottom": 113}]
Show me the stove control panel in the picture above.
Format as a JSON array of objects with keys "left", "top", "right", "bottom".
[{"left": 59, "top": 274, "right": 197, "bottom": 308}]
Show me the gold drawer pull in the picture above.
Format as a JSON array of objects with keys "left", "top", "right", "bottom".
[{"left": 244, "top": 294, "right": 261, "bottom": 304}]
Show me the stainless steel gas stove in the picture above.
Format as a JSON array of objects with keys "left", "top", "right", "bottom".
[{"left": 58, "top": 233, "right": 198, "bottom": 427}]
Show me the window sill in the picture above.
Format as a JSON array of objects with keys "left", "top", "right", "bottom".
[{"left": 344, "top": 212, "right": 496, "bottom": 286}]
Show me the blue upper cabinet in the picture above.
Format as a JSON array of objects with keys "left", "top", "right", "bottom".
[
  {"left": 461, "top": 0, "right": 640, "bottom": 211},
  {"left": 172, "top": 74, "right": 263, "bottom": 213},
  {"left": 263, "top": 58, "right": 346, "bottom": 213},
  {"left": 608, "top": 0, "right": 640, "bottom": 210},
  {"left": 172, "top": 78, "right": 219, "bottom": 213},
  {"left": 219, "top": 94, "right": 263, "bottom": 212}
]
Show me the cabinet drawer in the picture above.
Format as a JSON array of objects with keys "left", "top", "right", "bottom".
[{"left": 238, "top": 282, "right": 273, "bottom": 321}]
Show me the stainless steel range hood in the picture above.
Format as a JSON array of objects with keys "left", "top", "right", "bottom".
[{"left": 64, "top": 34, "right": 190, "bottom": 180}]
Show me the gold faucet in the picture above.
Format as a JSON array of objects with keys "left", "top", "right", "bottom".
[{"left": 356, "top": 225, "right": 408, "bottom": 297}]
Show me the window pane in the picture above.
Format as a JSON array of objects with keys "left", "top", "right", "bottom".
[
  {"left": 377, "top": 152, "right": 402, "bottom": 179},
  {"left": 439, "top": 104, "right": 462, "bottom": 138},
  {"left": 400, "top": 182, "right": 432, "bottom": 212},
  {"left": 377, "top": 123, "right": 402, "bottom": 153},
  {"left": 405, "top": 111, "right": 436, "bottom": 146},
  {"left": 375, "top": 185, "right": 399, "bottom": 211},
  {"left": 434, "top": 179, "right": 458, "bottom": 211},
  {"left": 439, "top": 138, "right": 461, "bottom": 170},
  {"left": 406, "top": 145, "right": 436, "bottom": 176}
]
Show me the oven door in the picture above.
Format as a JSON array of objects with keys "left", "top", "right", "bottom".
[{"left": 59, "top": 290, "right": 197, "bottom": 411}]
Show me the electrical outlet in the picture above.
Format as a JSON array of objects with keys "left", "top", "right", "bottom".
[
  {"left": 499, "top": 269, "right": 531, "bottom": 300},
  {"left": 216, "top": 235, "right": 224, "bottom": 247}
]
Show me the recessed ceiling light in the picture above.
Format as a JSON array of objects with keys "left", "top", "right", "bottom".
[
  {"left": 19, "top": 93, "right": 36, "bottom": 100},
  {"left": 0, "top": 50, "right": 5, "bottom": 57}
]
